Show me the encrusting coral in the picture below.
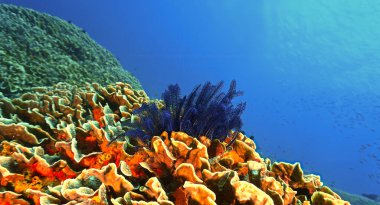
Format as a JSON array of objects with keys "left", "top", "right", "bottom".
[
  {"left": 0, "top": 82, "right": 350, "bottom": 205},
  {"left": 0, "top": 4, "right": 142, "bottom": 96}
]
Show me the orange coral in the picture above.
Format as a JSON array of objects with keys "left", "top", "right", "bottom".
[
  {"left": 92, "top": 106, "right": 105, "bottom": 127},
  {"left": 0, "top": 82, "right": 349, "bottom": 205}
]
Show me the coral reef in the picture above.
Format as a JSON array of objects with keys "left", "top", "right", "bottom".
[
  {"left": 0, "top": 4, "right": 142, "bottom": 96},
  {"left": 112, "top": 81, "right": 246, "bottom": 143},
  {"left": 0, "top": 82, "right": 349, "bottom": 205}
]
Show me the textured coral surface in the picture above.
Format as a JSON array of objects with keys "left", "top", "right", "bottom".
[
  {"left": 0, "top": 82, "right": 350, "bottom": 205},
  {"left": 0, "top": 4, "right": 142, "bottom": 96}
]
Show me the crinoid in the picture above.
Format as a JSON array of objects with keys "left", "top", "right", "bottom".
[{"left": 110, "top": 80, "right": 246, "bottom": 145}]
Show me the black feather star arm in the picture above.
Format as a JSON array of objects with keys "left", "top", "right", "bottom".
[{"left": 110, "top": 80, "right": 246, "bottom": 144}]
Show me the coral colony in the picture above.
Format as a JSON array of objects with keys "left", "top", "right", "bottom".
[
  {"left": 0, "top": 4, "right": 141, "bottom": 96},
  {"left": 0, "top": 82, "right": 350, "bottom": 204},
  {"left": 0, "top": 4, "right": 350, "bottom": 205}
]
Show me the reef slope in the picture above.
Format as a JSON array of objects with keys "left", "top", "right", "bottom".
[{"left": 0, "top": 4, "right": 142, "bottom": 96}]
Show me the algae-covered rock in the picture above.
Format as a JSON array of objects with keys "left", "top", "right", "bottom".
[{"left": 0, "top": 4, "right": 142, "bottom": 96}]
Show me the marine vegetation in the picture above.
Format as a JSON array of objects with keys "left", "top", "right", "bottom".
[{"left": 112, "top": 81, "right": 246, "bottom": 144}]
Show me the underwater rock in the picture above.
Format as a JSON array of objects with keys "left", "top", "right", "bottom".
[{"left": 0, "top": 4, "right": 142, "bottom": 96}]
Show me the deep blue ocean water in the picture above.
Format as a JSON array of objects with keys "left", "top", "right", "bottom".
[{"left": 2, "top": 0, "right": 380, "bottom": 195}]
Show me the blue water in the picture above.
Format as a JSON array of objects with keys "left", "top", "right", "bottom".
[{"left": 2, "top": 0, "right": 380, "bottom": 195}]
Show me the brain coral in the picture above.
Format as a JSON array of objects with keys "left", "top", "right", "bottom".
[{"left": 0, "top": 4, "right": 142, "bottom": 96}]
